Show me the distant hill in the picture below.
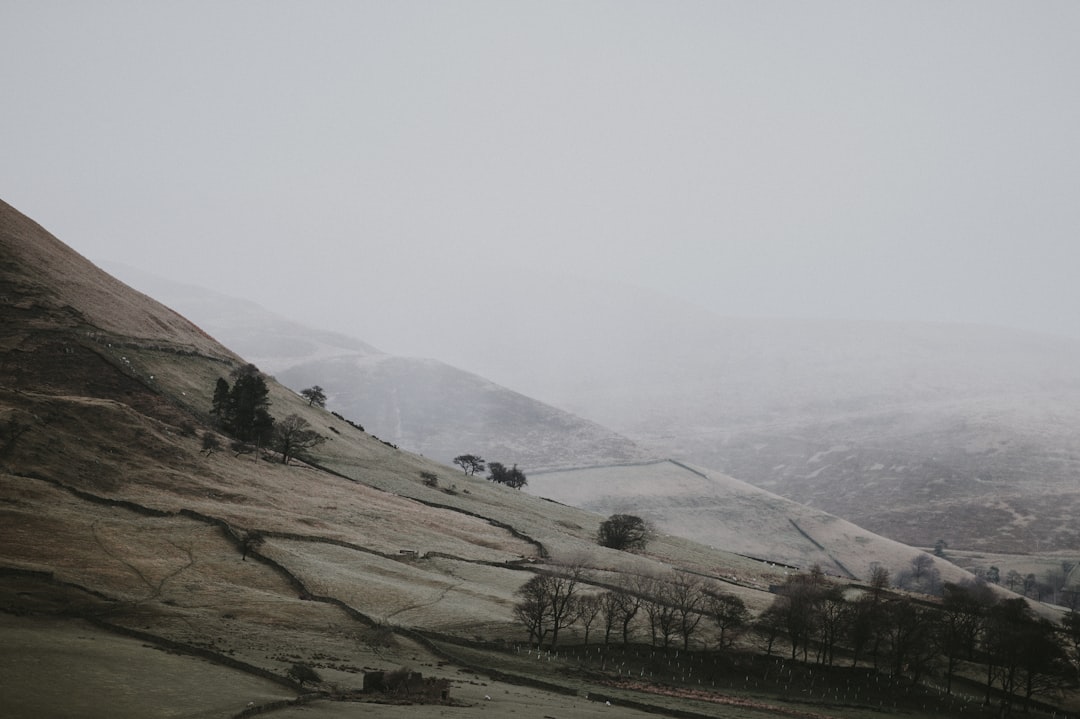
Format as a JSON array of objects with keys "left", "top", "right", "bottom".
[
  {"left": 348, "top": 271, "right": 1080, "bottom": 554},
  {"left": 105, "top": 265, "right": 655, "bottom": 471},
  {"left": 529, "top": 460, "right": 942, "bottom": 580},
  {"left": 109, "top": 265, "right": 1080, "bottom": 555}
]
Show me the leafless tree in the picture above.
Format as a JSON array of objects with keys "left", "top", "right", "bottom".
[
  {"left": 641, "top": 575, "right": 679, "bottom": 648},
  {"left": 669, "top": 573, "right": 707, "bottom": 651},
  {"left": 576, "top": 594, "right": 603, "bottom": 645},
  {"left": 598, "top": 584, "right": 642, "bottom": 644},
  {"left": 513, "top": 565, "right": 585, "bottom": 648},
  {"left": 274, "top": 414, "right": 326, "bottom": 464},
  {"left": 300, "top": 385, "right": 326, "bottom": 407},
  {"left": 706, "top": 591, "right": 749, "bottom": 649},
  {"left": 452, "top": 454, "right": 486, "bottom": 476}
]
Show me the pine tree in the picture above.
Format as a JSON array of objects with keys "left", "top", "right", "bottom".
[
  {"left": 211, "top": 377, "right": 231, "bottom": 422},
  {"left": 217, "top": 364, "right": 274, "bottom": 442}
]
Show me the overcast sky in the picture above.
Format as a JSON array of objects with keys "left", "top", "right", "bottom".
[{"left": 3, "top": 2, "right": 1080, "bottom": 357}]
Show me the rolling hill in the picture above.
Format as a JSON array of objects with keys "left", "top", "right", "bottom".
[
  {"left": 1, "top": 198, "right": 983, "bottom": 717},
  {"left": 337, "top": 271, "right": 1080, "bottom": 554},
  {"left": 528, "top": 460, "right": 935, "bottom": 581}
]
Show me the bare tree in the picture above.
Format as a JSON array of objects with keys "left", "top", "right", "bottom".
[
  {"left": 274, "top": 414, "right": 326, "bottom": 464},
  {"left": 814, "top": 586, "right": 849, "bottom": 666},
  {"left": 641, "top": 576, "right": 679, "bottom": 648},
  {"left": 936, "top": 581, "right": 993, "bottom": 695},
  {"left": 300, "top": 385, "right": 327, "bottom": 408},
  {"left": 599, "top": 585, "right": 642, "bottom": 644},
  {"left": 754, "top": 603, "right": 786, "bottom": 656},
  {"left": 911, "top": 553, "right": 934, "bottom": 580},
  {"left": 850, "top": 568, "right": 892, "bottom": 669},
  {"left": 881, "top": 597, "right": 934, "bottom": 681},
  {"left": 868, "top": 564, "right": 891, "bottom": 595},
  {"left": 768, "top": 566, "right": 829, "bottom": 661},
  {"left": 513, "top": 565, "right": 585, "bottom": 648},
  {"left": 897, "top": 553, "right": 941, "bottom": 595},
  {"left": 514, "top": 575, "right": 551, "bottom": 647},
  {"left": 669, "top": 573, "right": 706, "bottom": 651},
  {"left": 452, "top": 454, "right": 486, "bottom": 476},
  {"left": 576, "top": 594, "right": 602, "bottom": 645},
  {"left": 706, "top": 591, "right": 749, "bottom": 649}
]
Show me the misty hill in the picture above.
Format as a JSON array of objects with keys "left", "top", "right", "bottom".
[
  {"left": 529, "top": 460, "right": 939, "bottom": 581},
  {"left": 4, "top": 198, "right": 988, "bottom": 717},
  {"left": 353, "top": 272, "right": 1080, "bottom": 554},
  {"left": 104, "top": 265, "right": 655, "bottom": 472}
]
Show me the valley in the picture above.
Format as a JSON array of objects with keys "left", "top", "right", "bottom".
[{"left": 4, "top": 198, "right": 1080, "bottom": 718}]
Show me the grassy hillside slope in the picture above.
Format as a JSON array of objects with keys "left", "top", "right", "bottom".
[
  {"left": 2, "top": 199, "right": 1024, "bottom": 718},
  {"left": 104, "top": 265, "right": 656, "bottom": 471},
  {"left": 376, "top": 273, "right": 1080, "bottom": 554},
  {"left": 530, "top": 460, "right": 974, "bottom": 584}
]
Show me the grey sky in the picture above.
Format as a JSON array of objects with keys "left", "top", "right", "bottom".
[{"left": 3, "top": 1, "right": 1080, "bottom": 358}]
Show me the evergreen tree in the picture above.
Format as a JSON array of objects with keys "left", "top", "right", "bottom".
[
  {"left": 211, "top": 377, "right": 230, "bottom": 421},
  {"left": 217, "top": 364, "right": 274, "bottom": 442}
]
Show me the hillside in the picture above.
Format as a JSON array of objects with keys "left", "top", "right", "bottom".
[
  {"left": 4, "top": 198, "right": 995, "bottom": 718},
  {"left": 347, "top": 272, "right": 1080, "bottom": 554},
  {"left": 107, "top": 266, "right": 1080, "bottom": 556},
  {"left": 529, "top": 460, "right": 973, "bottom": 583},
  {"left": 104, "top": 265, "right": 655, "bottom": 472}
]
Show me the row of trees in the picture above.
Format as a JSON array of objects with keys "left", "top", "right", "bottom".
[
  {"left": 513, "top": 565, "right": 748, "bottom": 654},
  {"left": 513, "top": 560, "right": 1080, "bottom": 716},
  {"left": 208, "top": 365, "right": 325, "bottom": 464},
  {"left": 453, "top": 454, "right": 527, "bottom": 489},
  {"left": 758, "top": 567, "right": 1075, "bottom": 715}
]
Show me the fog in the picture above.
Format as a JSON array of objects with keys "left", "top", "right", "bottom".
[{"left": 3, "top": 1, "right": 1080, "bottom": 383}]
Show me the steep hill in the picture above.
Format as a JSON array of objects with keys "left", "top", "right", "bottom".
[{"left": 2, "top": 198, "right": 979, "bottom": 718}]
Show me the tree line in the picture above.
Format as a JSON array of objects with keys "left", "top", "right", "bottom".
[
  {"left": 513, "top": 559, "right": 1080, "bottom": 716},
  {"left": 757, "top": 565, "right": 1076, "bottom": 715},
  {"left": 513, "top": 564, "right": 749, "bottom": 655}
]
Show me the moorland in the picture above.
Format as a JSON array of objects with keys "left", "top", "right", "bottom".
[{"left": 2, "top": 198, "right": 1079, "bottom": 718}]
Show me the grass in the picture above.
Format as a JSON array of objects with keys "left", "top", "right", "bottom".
[
  {"left": 1, "top": 210, "right": 1075, "bottom": 718},
  {"left": 0, "top": 614, "right": 294, "bottom": 719}
]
